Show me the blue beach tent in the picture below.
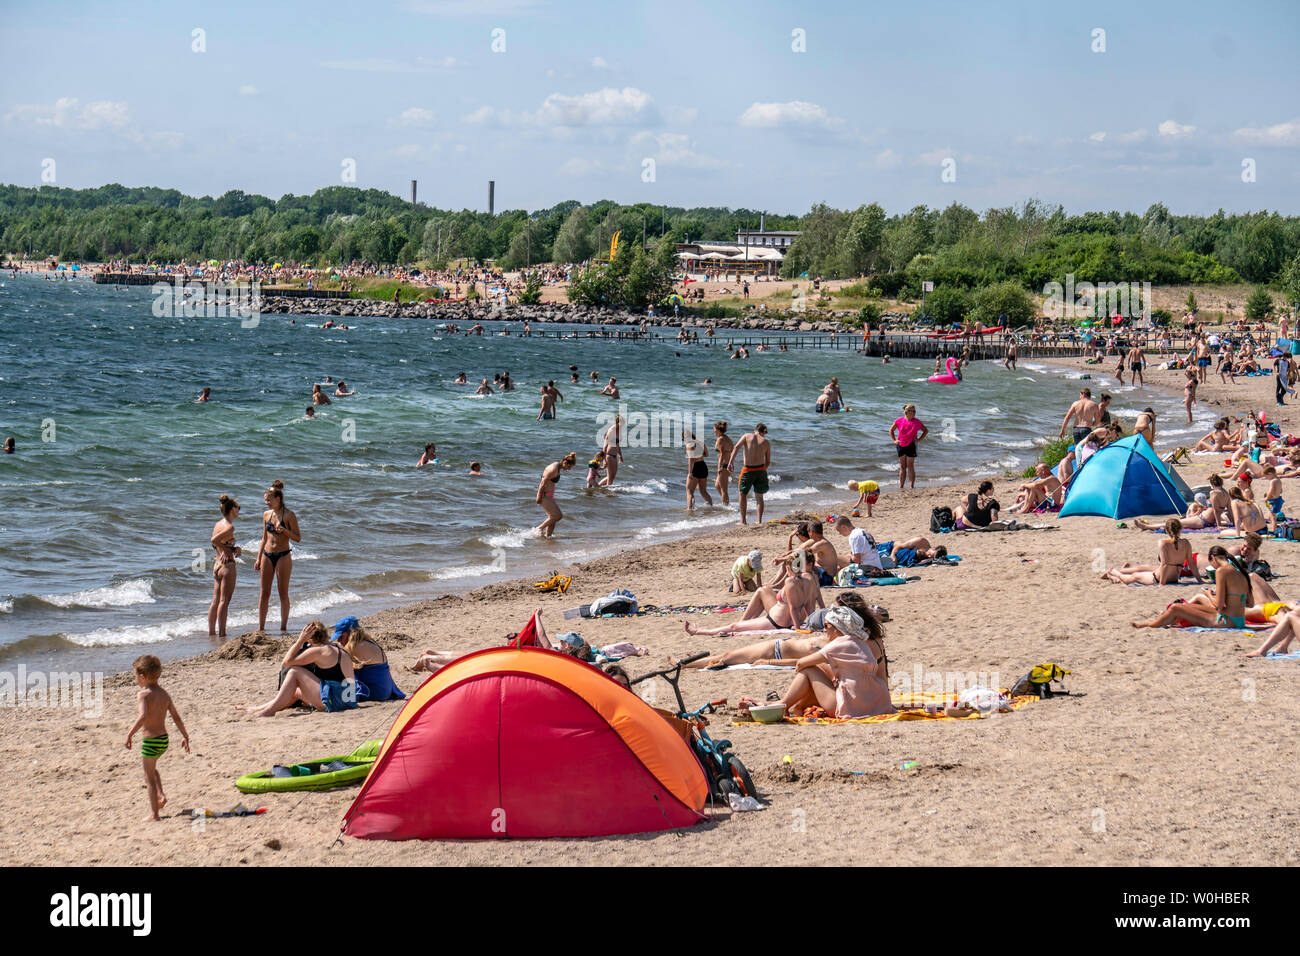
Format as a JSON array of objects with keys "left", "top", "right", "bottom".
[{"left": 1059, "top": 435, "right": 1188, "bottom": 520}]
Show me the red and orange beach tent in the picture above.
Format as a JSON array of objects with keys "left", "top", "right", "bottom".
[{"left": 341, "top": 646, "right": 709, "bottom": 839}]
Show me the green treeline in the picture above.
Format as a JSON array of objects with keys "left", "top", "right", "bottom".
[{"left": 3, "top": 186, "right": 1299, "bottom": 300}]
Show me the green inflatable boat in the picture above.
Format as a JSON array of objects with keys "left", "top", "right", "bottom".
[{"left": 236, "top": 739, "right": 383, "bottom": 793}]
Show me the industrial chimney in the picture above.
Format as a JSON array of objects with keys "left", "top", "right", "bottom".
[
  {"left": 488, "top": 180, "right": 495, "bottom": 215},
  {"left": 410, "top": 180, "right": 417, "bottom": 205}
]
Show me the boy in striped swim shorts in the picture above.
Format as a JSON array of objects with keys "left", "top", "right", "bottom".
[{"left": 125, "top": 655, "right": 190, "bottom": 821}]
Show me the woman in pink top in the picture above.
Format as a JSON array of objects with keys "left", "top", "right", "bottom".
[
  {"left": 779, "top": 607, "right": 893, "bottom": 718},
  {"left": 889, "top": 403, "right": 928, "bottom": 489}
]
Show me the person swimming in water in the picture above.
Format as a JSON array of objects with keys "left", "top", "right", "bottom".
[
  {"left": 416, "top": 442, "right": 437, "bottom": 467},
  {"left": 195, "top": 387, "right": 211, "bottom": 403},
  {"left": 311, "top": 384, "right": 331, "bottom": 406}
]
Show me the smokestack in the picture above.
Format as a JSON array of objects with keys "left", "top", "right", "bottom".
[
  {"left": 760, "top": 212, "right": 765, "bottom": 232},
  {"left": 488, "top": 180, "right": 495, "bottom": 215},
  {"left": 410, "top": 180, "right": 417, "bottom": 205}
]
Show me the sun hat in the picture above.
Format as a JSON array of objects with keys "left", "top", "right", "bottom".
[{"left": 747, "top": 549, "right": 763, "bottom": 569}]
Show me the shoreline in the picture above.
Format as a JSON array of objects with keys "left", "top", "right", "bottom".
[{"left": 8, "top": 351, "right": 1300, "bottom": 866}]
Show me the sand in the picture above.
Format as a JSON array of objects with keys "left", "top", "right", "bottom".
[{"left": 5, "top": 355, "right": 1300, "bottom": 867}]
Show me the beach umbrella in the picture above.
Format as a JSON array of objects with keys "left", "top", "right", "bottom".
[
  {"left": 665, "top": 293, "right": 683, "bottom": 304},
  {"left": 1059, "top": 435, "right": 1187, "bottom": 520}
]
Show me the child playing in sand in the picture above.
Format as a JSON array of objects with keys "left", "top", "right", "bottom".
[
  {"left": 729, "top": 549, "right": 763, "bottom": 594},
  {"left": 124, "top": 655, "right": 190, "bottom": 821},
  {"left": 848, "top": 480, "right": 880, "bottom": 517}
]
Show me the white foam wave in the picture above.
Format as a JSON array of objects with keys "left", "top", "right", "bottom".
[
  {"left": 482, "top": 527, "right": 538, "bottom": 550},
  {"left": 635, "top": 512, "right": 735, "bottom": 541},
  {"left": 58, "top": 587, "right": 359, "bottom": 648},
  {"left": 764, "top": 485, "right": 820, "bottom": 502},
  {"left": 993, "top": 440, "right": 1034, "bottom": 448},
  {"left": 611, "top": 478, "right": 669, "bottom": 495},
  {"left": 41, "top": 578, "right": 155, "bottom": 609},
  {"left": 981, "top": 407, "right": 1001, "bottom": 414},
  {"left": 0, "top": 597, "right": 12, "bottom": 613}
]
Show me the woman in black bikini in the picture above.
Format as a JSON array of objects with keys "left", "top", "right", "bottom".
[
  {"left": 237, "top": 620, "right": 354, "bottom": 717},
  {"left": 207, "top": 494, "right": 241, "bottom": 638},
  {"left": 683, "top": 550, "right": 824, "bottom": 636},
  {"left": 535, "top": 453, "right": 577, "bottom": 538},
  {"left": 684, "top": 428, "right": 713, "bottom": 509},
  {"left": 255, "top": 479, "right": 301, "bottom": 632}
]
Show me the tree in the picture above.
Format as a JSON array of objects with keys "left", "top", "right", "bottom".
[
  {"left": 1185, "top": 290, "right": 1198, "bottom": 312},
  {"left": 972, "top": 281, "right": 1037, "bottom": 327},
  {"left": 1245, "top": 287, "right": 1275, "bottom": 321},
  {"left": 518, "top": 271, "right": 543, "bottom": 304},
  {"left": 1277, "top": 254, "right": 1300, "bottom": 317},
  {"left": 551, "top": 206, "right": 593, "bottom": 263},
  {"left": 838, "top": 203, "right": 886, "bottom": 276},
  {"left": 925, "top": 286, "right": 972, "bottom": 324}
]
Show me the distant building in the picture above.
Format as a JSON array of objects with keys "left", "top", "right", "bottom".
[
  {"left": 675, "top": 229, "right": 800, "bottom": 277},
  {"left": 735, "top": 229, "right": 800, "bottom": 250}
]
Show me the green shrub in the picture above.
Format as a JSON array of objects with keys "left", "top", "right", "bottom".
[
  {"left": 1245, "top": 287, "right": 1275, "bottom": 320},
  {"left": 835, "top": 281, "right": 872, "bottom": 298},
  {"left": 1022, "top": 435, "right": 1072, "bottom": 478}
]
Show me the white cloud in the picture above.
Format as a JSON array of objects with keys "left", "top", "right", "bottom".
[
  {"left": 6, "top": 97, "right": 131, "bottom": 129},
  {"left": 396, "top": 107, "right": 436, "bottom": 127},
  {"left": 401, "top": 0, "right": 542, "bottom": 15},
  {"left": 738, "top": 100, "right": 842, "bottom": 130},
  {"left": 1089, "top": 128, "right": 1148, "bottom": 145},
  {"left": 1232, "top": 118, "right": 1300, "bottom": 147},
  {"left": 874, "top": 148, "right": 902, "bottom": 169},
  {"left": 238, "top": 85, "right": 259, "bottom": 96},
  {"left": 591, "top": 56, "right": 609, "bottom": 69},
  {"left": 559, "top": 157, "right": 603, "bottom": 177},
  {"left": 465, "top": 87, "right": 657, "bottom": 127},
  {"left": 1157, "top": 119, "right": 1195, "bottom": 138},
  {"left": 917, "top": 147, "right": 954, "bottom": 166},
  {"left": 629, "top": 131, "right": 728, "bottom": 169},
  {"left": 1088, "top": 131, "right": 1106, "bottom": 143}
]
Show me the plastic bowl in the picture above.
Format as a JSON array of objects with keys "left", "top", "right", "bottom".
[{"left": 748, "top": 703, "right": 786, "bottom": 723}]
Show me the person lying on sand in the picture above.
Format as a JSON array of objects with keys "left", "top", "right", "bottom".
[
  {"left": 1133, "top": 475, "right": 1229, "bottom": 531},
  {"left": 1102, "top": 519, "right": 1201, "bottom": 585},
  {"left": 676, "top": 593, "right": 876, "bottom": 669},
  {"left": 888, "top": 536, "right": 947, "bottom": 566},
  {"left": 1132, "top": 547, "right": 1252, "bottom": 628},
  {"left": 685, "top": 550, "right": 822, "bottom": 636},
  {"left": 776, "top": 606, "right": 894, "bottom": 719},
  {"left": 1243, "top": 606, "right": 1300, "bottom": 657}
]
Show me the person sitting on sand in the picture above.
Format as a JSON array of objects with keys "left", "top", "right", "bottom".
[
  {"left": 1102, "top": 519, "right": 1202, "bottom": 586},
  {"left": 334, "top": 616, "right": 405, "bottom": 701},
  {"left": 729, "top": 549, "right": 764, "bottom": 594},
  {"left": 681, "top": 593, "right": 876, "bottom": 669},
  {"left": 1008, "top": 463, "right": 1063, "bottom": 514},
  {"left": 771, "top": 521, "right": 841, "bottom": 586},
  {"left": 1136, "top": 474, "right": 1230, "bottom": 531},
  {"left": 685, "top": 550, "right": 822, "bottom": 636},
  {"left": 237, "top": 621, "right": 356, "bottom": 717},
  {"left": 1229, "top": 486, "right": 1271, "bottom": 535},
  {"left": 834, "top": 515, "right": 881, "bottom": 569},
  {"left": 776, "top": 606, "right": 894, "bottom": 719},
  {"left": 1132, "top": 547, "right": 1252, "bottom": 628},
  {"left": 954, "top": 480, "right": 1000, "bottom": 530},
  {"left": 1194, "top": 419, "right": 1241, "bottom": 452}
]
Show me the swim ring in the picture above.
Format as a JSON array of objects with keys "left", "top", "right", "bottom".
[{"left": 928, "top": 357, "right": 960, "bottom": 385}]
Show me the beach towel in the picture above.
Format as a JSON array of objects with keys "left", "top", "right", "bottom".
[{"left": 733, "top": 691, "right": 1038, "bottom": 725}]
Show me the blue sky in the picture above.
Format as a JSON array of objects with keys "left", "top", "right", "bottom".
[{"left": 2, "top": 0, "right": 1298, "bottom": 215}]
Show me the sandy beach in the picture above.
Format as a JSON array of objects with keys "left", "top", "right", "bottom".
[{"left": 5, "top": 355, "right": 1300, "bottom": 867}]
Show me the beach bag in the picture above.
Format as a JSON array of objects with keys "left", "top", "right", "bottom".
[
  {"left": 589, "top": 588, "right": 638, "bottom": 616},
  {"left": 1247, "top": 559, "right": 1273, "bottom": 580},
  {"left": 1275, "top": 522, "right": 1300, "bottom": 542},
  {"left": 930, "top": 506, "right": 954, "bottom": 533},
  {"left": 1008, "top": 663, "right": 1070, "bottom": 699}
]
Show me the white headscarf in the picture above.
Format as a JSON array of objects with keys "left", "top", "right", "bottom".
[{"left": 825, "top": 606, "right": 870, "bottom": 641}]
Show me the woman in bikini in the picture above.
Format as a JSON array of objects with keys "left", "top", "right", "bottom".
[
  {"left": 679, "top": 593, "right": 875, "bottom": 669},
  {"left": 683, "top": 550, "right": 823, "bottom": 636},
  {"left": 256, "top": 479, "right": 301, "bottom": 632},
  {"left": 713, "top": 421, "right": 734, "bottom": 506},
  {"left": 207, "top": 494, "right": 241, "bottom": 637},
  {"left": 598, "top": 415, "right": 624, "bottom": 486},
  {"left": 1183, "top": 369, "right": 1197, "bottom": 424},
  {"left": 1103, "top": 519, "right": 1201, "bottom": 585},
  {"left": 1132, "top": 547, "right": 1252, "bottom": 628},
  {"left": 684, "top": 428, "right": 713, "bottom": 508},
  {"left": 535, "top": 452, "right": 577, "bottom": 538},
  {"left": 1230, "top": 487, "right": 1270, "bottom": 535},
  {"left": 1134, "top": 474, "right": 1230, "bottom": 532},
  {"left": 237, "top": 620, "right": 354, "bottom": 717},
  {"left": 778, "top": 605, "right": 894, "bottom": 719}
]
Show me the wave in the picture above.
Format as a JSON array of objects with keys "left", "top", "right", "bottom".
[
  {"left": 0, "top": 598, "right": 11, "bottom": 614},
  {"left": 58, "top": 587, "right": 359, "bottom": 648},
  {"left": 37, "top": 578, "right": 156, "bottom": 610},
  {"left": 993, "top": 440, "right": 1035, "bottom": 448},
  {"left": 481, "top": 526, "right": 538, "bottom": 550},
  {"left": 635, "top": 512, "right": 735, "bottom": 541},
  {"left": 764, "top": 485, "right": 819, "bottom": 502},
  {"left": 611, "top": 478, "right": 669, "bottom": 495}
]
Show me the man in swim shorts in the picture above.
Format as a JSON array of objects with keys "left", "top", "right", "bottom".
[
  {"left": 125, "top": 654, "right": 190, "bottom": 822},
  {"left": 1059, "top": 388, "right": 1101, "bottom": 444},
  {"left": 729, "top": 423, "right": 771, "bottom": 525}
]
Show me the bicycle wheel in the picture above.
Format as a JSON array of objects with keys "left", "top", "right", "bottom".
[{"left": 728, "top": 755, "right": 755, "bottom": 798}]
